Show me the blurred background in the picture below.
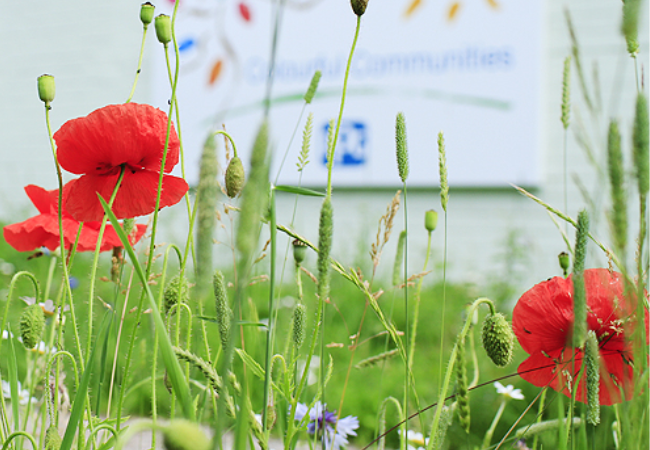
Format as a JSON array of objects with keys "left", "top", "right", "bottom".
[{"left": 0, "top": 0, "right": 647, "bottom": 301}]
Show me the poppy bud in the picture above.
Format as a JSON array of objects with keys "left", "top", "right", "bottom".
[
  {"left": 425, "top": 209, "right": 438, "bottom": 232},
  {"left": 225, "top": 156, "right": 245, "bottom": 198},
  {"left": 140, "top": 2, "right": 155, "bottom": 26},
  {"left": 155, "top": 14, "right": 172, "bottom": 45},
  {"left": 163, "top": 420, "right": 211, "bottom": 450},
  {"left": 164, "top": 275, "right": 190, "bottom": 314},
  {"left": 44, "top": 426, "right": 62, "bottom": 450},
  {"left": 37, "top": 75, "right": 56, "bottom": 106},
  {"left": 350, "top": 0, "right": 368, "bottom": 16},
  {"left": 20, "top": 304, "right": 45, "bottom": 349},
  {"left": 292, "top": 239, "right": 307, "bottom": 265},
  {"left": 481, "top": 312, "right": 514, "bottom": 367},
  {"left": 292, "top": 303, "right": 306, "bottom": 350},
  {"left": 558, "top": 251, "right": 570, "bottom": 276}
]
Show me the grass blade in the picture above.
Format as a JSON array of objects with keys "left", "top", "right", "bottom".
[
  {"left": 274, "top": 185, "right": 325, "bottom": 197},
  {"left": 98, "top": 195, "right": 195, "bottom": 421}
]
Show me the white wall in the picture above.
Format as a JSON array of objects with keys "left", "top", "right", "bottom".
[{"left": 0, "top": 1, "right": 647, "bottom": 300}]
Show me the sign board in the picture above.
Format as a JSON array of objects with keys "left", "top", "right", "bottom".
[{"left": 153, "top": 0, "right": 542, "bottom": 188}]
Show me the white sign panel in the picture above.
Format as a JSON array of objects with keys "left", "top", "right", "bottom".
[{"left": 153, "top": 0, "right": 542, "bottom": 188}]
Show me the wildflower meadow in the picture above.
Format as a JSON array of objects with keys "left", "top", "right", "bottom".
[{"left": 0, "top": 1, "right": 648, "bottom": 450}]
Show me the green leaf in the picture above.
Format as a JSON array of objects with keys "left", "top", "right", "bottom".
[
  {"left": 274, "top": 185, "right": 325, "bottom": 197},
  {"left": 98, "top": 195, "right": 196, "bottom": 421},
  {"left": 61, "top": 312, "right": 113, "bottom": 450}
]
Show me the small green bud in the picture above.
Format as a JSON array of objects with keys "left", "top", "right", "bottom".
[
  {"left": 425, "top": 209, "right": 438, "bottom": 232},
  {"left": 44, "top": 426, "right": 62, "bottom": 450},
  {"left": 20, "top": 304, "right": 45, "bottom": 349},
  {"left": 292, "top": 239, "right": 307, "bottom": 265},
  {"left": 292, "top": 303, "right": 306, "bottom": 349},
  {"left": 558, "top": 251, "right": 570, "bottom": 276},
  {"left": 163, "top": 420, "right": 211, "bottom": 450},
  {"left": 154, "top": 14, "right": 172, "bottom": 45},
  {"left": 304, "top": 70, "right": 322, "bottom": 104},
  {"left": 481, "top": 312, "right": 514, "bottom": 367},
  {"left": 350, "top": 0, "right": 368, "bottom": 16},
  {"left": 37, "top": 75, "right": 56, "bottom": 106},
  {"left": 140, "top": 2, "right": 155, "bottom": 26},
  {"left": 225, "top": 156, "right": 245, "bottom": 198},
  {"left": 164, "top": 275, "right": 190, "bottom": 314}
]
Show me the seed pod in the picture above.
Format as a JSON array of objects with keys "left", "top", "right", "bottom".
[
  {"left": 585, "top": 330, "right": 600, "bottom": 425},
  {"left": 154, "top": 14, "right": 172, "bottom": 45},
  {"left": 304, "top": 70, "right": 322, "bottom": 104},
  {"left": 558, "top": 252, "right": 570, "bottom": 277},
  {"left": 481, "top": 312, "right": 514, "bottom": 367},
  {"left": 163, "top": 420, "right": 211, "bottom": 450},
  {"left": 164, "top": 275, "right": 190, "bottom": 314},
  {"left": 572, "top": 210, "right": 589, "bottom": 347},
  {"left": 425, "top": 209, "right": 438, "bottom": 232},
  {"left": 225, "top": 156, "right": 245, "bottom": 198},
  {"left": 44, "top": 426, "right": 62, "bottom": 450},
  {"left": 317, "top": 197, "right": 333, "bottom": 301},
  {"left": 37, "top": 75, "right": 56, "bottom": 106},
  {"left": 455, "top": 336, "right": 470, "bottom": 433},
  {"left": 292, "top": 239, "right": 307, "bottom": 266},
  {"left": 213, "top": 270, "right": 231, "bottom": 351},
  {"left": 20, "top": 304, "right": 45, "bottom": 349},
  {"left": 350, "top": 0, "right": 369, "bottom": 16},
  {"left": 140, "top": 2, "right": 155, "bottom": 26},
  {"left": 395, "top": 112, "right": 409, "bottom": 183},
  {"left": 292, "top": 303, "right": 306, "bottom": 350}
]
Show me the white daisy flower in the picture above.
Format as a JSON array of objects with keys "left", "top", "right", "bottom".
[
  {"left": 398, "top": 429, "right": 429, "bottom": 450},
  {"left": 494, "top": 381, "right": 524, "bottom": 400},
  {"left": 1, "top": 380, "right": 37, "bottom": 406}
]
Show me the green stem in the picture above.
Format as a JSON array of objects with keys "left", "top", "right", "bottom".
[
  {"left": 438, "top": 210, "right": 448, "bottom": 393},
  {"left": 483, "top": 399, "right": 507, "bottom": 449},
  {"left": 262, "top": 189, "right": 278, "bottom": 433},
  {"left": 425, "top": 298, "right": 496, "bottom": 450},
  {"left": 1, "top": 432, "right": 38, "bottom": 450},
  {"left": 327, "top": 16, "right": 361, "bottom": 198},
  {"left": 126, "top": 25, "right": 149, "bottom": 103},
  {"left": 402, "top": 183, "right": 409, "bottom": 450},
  {"left": 85, "top": 166, "right": 126, "bottom": 364}
]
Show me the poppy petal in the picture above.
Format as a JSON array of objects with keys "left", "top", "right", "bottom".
[
  {"left": 55, "top": 103, "right": 180, "bottom": 176},
  {"left": 65, "top": 171, "right": 189, "bottom": 222},
  {"left": 24, "top": 185, "right": 56, "bottom": 215}
]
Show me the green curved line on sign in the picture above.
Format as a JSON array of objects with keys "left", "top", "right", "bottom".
[{"left": 207, "top": 86, "right": 510, "bottom": 123}]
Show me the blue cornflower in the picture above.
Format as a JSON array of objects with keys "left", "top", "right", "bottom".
[{"left": 294, "top": 401, "right": 359, "bottom": 450}]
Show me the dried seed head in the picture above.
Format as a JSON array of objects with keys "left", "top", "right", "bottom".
[
  {"left": 585, "top": 330, "right": 600, "bottom": 425},
  {"left": 154, "top": 14, "right": 172, "bottom": 45},
  {"left": 37, "top": 75, "right": 56, "bottom": 106},
  {"left": 140, "top": 2, "right": 155, "bottom": 26},
  {"left": 163, "top": 420, "right": 211, "bottom": 450},
  {"left": 481, "top": 313, "right": 514, "bottom": 367},
  {"left": 292, "top": 303, "right": 306, "bottom": 349},
  {"left": 350, "top": 0, "right": 369, "bottom": 16},
  {"left": 425, "top": 209, "right": 438, "bottom": 232},
  {"left": 20, "top": 304, "right": 45, "bottom": 349},
  {"left": 164, "top": 275, "right": 190, "bottom": 314},
  {"left": 213, "top": 270, "right": 231, "bottom": 351},
  {"left": 44, "top": 426, "right": 62, "bottom": 450},
  {"left": 225, "top": 156, "right": 245, "bottom": 198},
  {"left": 304, "top": 70, "right": 322, "bottom": 104},
  {"left": 395, "top": 112, "right": 409, "bottom": 183},
  {"left": 292, "top": 239, "right": 308, "bottom": 265}
]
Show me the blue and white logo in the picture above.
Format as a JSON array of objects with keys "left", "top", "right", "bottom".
[{"left": 322, "top": 120, "right": 368, "bottom": 166}]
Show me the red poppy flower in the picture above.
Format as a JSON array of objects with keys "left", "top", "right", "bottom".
[
  {"left": 3, "top": 184, "right": 147, "bottom": 252},
  {"left": 54, "top": 103, "right": 189, "bottom": 222},
  {"left": 513, "top": 268, "right": 649, "bottom": 405}
]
